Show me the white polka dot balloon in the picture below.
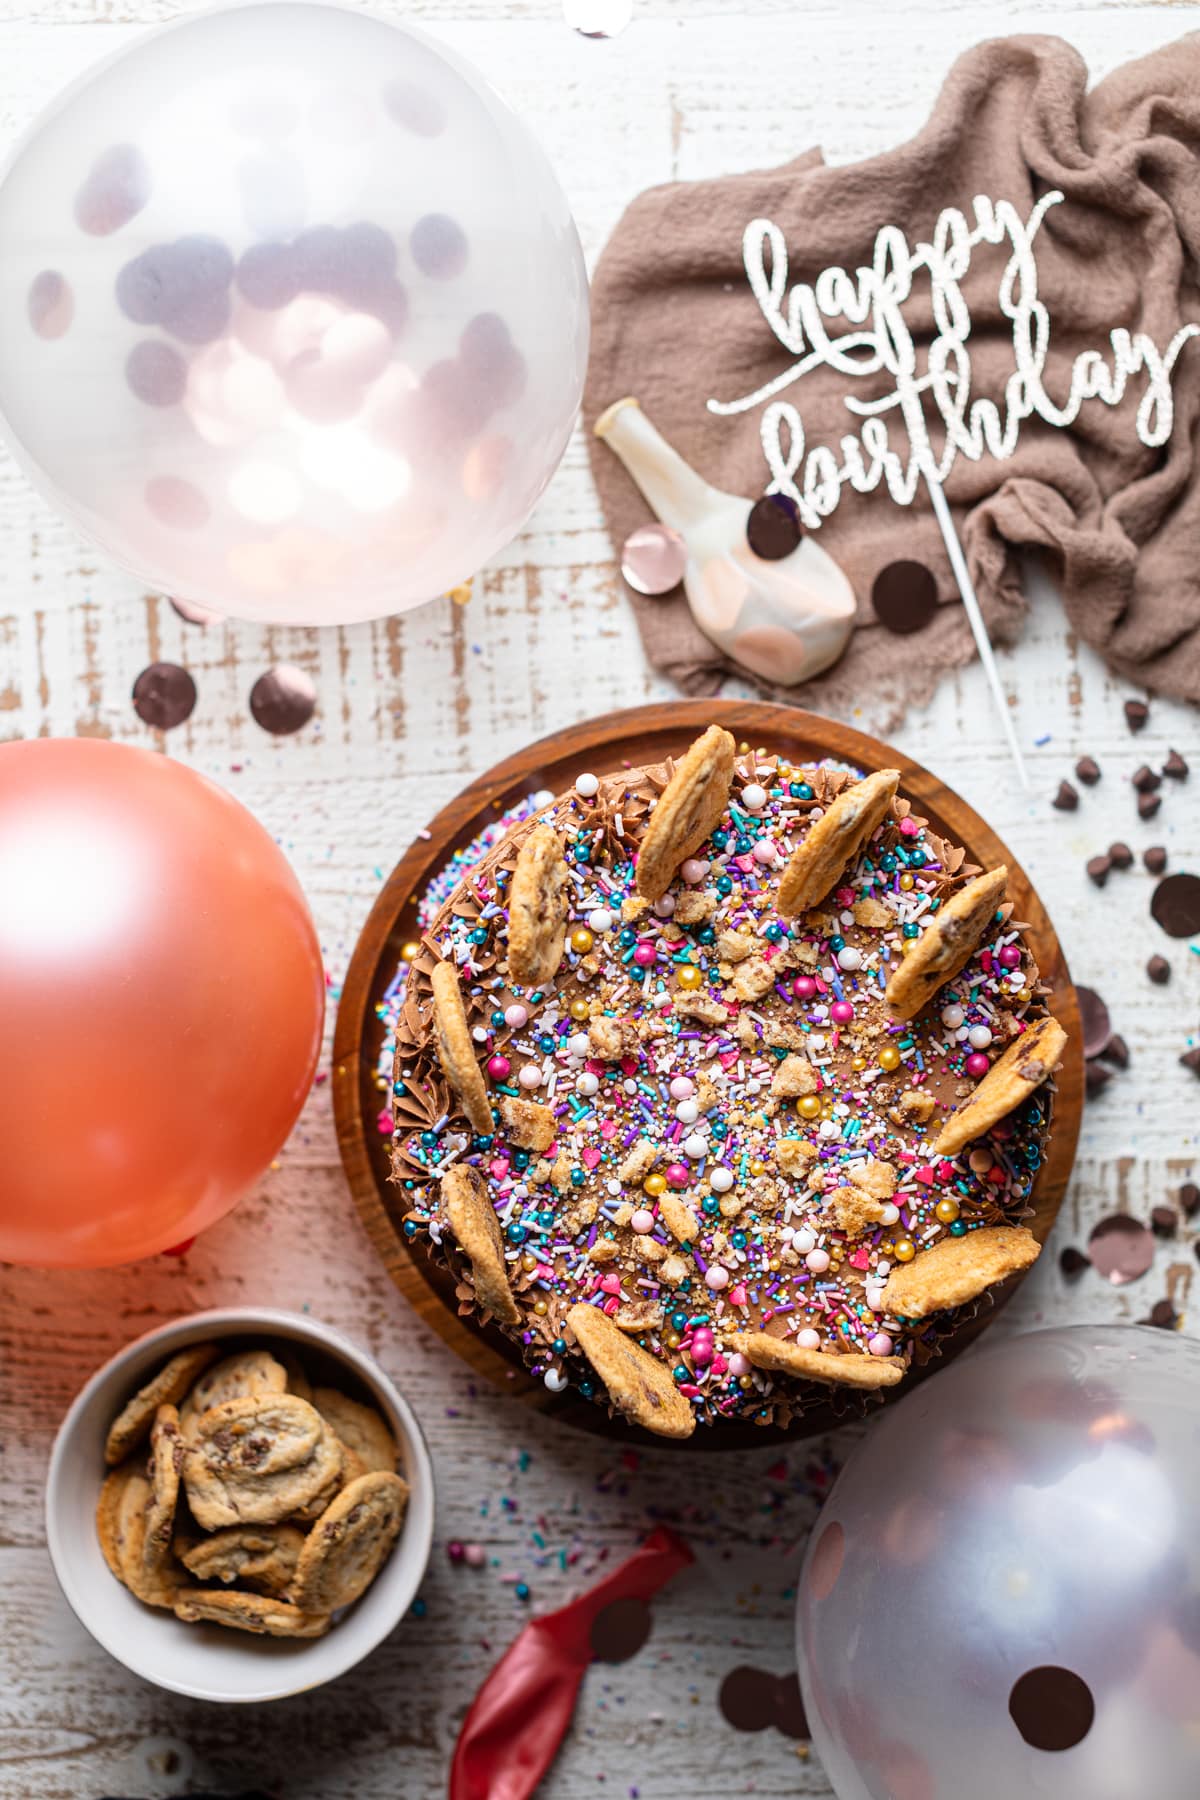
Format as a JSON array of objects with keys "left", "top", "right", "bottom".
[
  {"left": 797, "top": 1326, "right": 1200, "bottom": 1800},
  {"left": 0, "top": 2, "right": 589, "bottom": 624}
]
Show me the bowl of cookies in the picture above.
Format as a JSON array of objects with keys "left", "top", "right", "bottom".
[{"left": 45, "top": 1308, "right": 435, "bottom": 1701}]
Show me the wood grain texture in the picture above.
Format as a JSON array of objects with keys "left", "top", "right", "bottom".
[
  {"left": 334, "top": 698, "right": 1084, "bottom": 1443},
  {"left": 0, "top": 3, "right": 1198, "bottom": 1797}
]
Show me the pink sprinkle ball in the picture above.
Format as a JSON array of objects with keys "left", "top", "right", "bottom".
[
  {"left": 681, "top": 857, "right": 710, "bottom": 883},
  {"left": 752, "top": 838, "right": 777, "bottom": 864},
  {"left": 793, "top": 975, "right": 817, "bottom": 1001},
  {"left": 835, "top": 886, "right": 855, "bottom": 906},
  {"left": 504, "top": 1003, "right": 528, "bottom": 1028},
  {"left": 633, "top": 940, "right": 657, "bottom": 967},
  {"left": 965, "top": 1052, "right": 991, "bottom": 1078},
  {"left": 487, "top": 1054, "right": 511, "bottom": 1081},
  {"left": 899, "top": 817, "right": 920, "bottom": 837},
  {"left": 464, "top": 1543, "right": 486, "bottom": 1568},
  {"left": 830, "top": 999, "right": 855, "bottom": 1024},
  {"left": 630, "top": 1208, "right": 655, "bottom": 1234},
  {"left": 805, "top": 1247, "right": 831, "bottom": 1274},
  {"left": 518, "top": 1064, "right": 543, "bottom": 1089},
  {"left": 796, "top": 1327, "right": 821, "bottom": 1350},
  {"left": 665, "top": 1162, "right": 690, "bottom": 1189},
  {"left": 690, "top": 1329, "right": 714, "bottom": 1366},
  {"left": 705, "top": 1265, "right": 730, "bottom": 1291},
  {"left": 669, "top": 1076, "right": 695, "bottom": 1100},
  {"left": 868, "top": 1332, "right": 895, "bottom": 1357},
  {"left": 998, "top": 943, "right": 1022, "bottom": 969},
  {"left": 728, "top": 1352, "right": 751, "bottom": 1378}
]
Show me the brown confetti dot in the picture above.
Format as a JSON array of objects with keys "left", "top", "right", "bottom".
[
  {"left": 1143, "top": 846, "right": 1167, "bottom": 875},
  {"left": 1009, "top": 1666, "right": 1094, "bottom": 1752},
  {"left": 1074, "top": 987, "right": 1111, "bottom": 1060},
  {"left": 131, "top": 661, "right": 196, "bottom": 730},
  {"left": 1059, "top": 1245, "right": 1089, "bottom": 1278},
  {"left": 1151, "top": 872, "right": 1200, "bottom": 938},
  {"left": 1163, "top": 747, "right": 1189, "bottom": 780},
  {"left": 590, "top": 1596, "right": 652, "bottom": 1663},
  {"left": 870, "top": 560, "right": 938, "bottom": 634},
  {"left": 1108, "top": 842, "right": 1133, "bottom": 870},
  {"left": 249, "top": 664, "right": 316, "bottom": 735},
  {"left": 1088, "top": 1214, "right": 1154, "bottom": 1284},
  {"left": 1085, "top": 854, "right": 1110, "bottom": 888},
  {"left": 1075, "top": 755, "right": 1100, "bottom": 785},
  {"left": 746, "top": 494, "right": 803, "bottom": 562},
  {"left": 771, "top": 1673, "right": 810, "bottom": 1740},
  {"left": 1147, "top": 954, "right": 1171, "bottom": 985},
  {"left": 1051, "top": 780, "right": 1078, "bottom": 812},
  {"left": 1144, "top": 1298, "right": 1177, "bottom": 1329},
  {"left": 719, "top": 1666, "right": 777, "bottom": 1733},
  {"left": 1124, "top": 698, "right": 1149, "bottom": 732}
]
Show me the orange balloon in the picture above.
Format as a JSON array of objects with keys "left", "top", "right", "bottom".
[{"left": 0, "top": 739, "right": 324, "bottom": 1266}]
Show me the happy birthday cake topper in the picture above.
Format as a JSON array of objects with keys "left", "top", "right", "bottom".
[
  {"left": 705, "top": 190, "right": 1199, "bottom": 784},
  {"left": 708, "top": 190, "right": 1200, "bottom": 528}
]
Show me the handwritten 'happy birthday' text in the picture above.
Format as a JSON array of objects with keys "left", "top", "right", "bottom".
[{"left": 706, "top": 192, "right": 1199, "bottom": 526}]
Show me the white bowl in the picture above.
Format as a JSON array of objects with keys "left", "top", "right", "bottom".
[{"left": 46, "top": 1307, "right": 435, "bottom": 1702}]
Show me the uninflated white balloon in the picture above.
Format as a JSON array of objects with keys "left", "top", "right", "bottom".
[{"left": 0, "top": 2, "right": 589, "bottom": 624}]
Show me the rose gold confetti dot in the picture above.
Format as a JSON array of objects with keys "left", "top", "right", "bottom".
[
  {"left": 1087, "top": 1214, "right": 1154, "bottom": 1286},
  {"left": 249, "top": 663, "right": 317, "bottom": 735},
  {"left": 620, "top": 523, "right": 687, "bottom": 596}
]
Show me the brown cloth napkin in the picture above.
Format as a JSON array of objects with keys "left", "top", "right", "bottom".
[{"left": 584, "top": 33, "right": 1200, "bottom": 724}]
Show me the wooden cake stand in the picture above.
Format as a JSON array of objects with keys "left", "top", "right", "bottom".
[{"left": 333, "top": 701, "right": 1084, "bottom": 1447}]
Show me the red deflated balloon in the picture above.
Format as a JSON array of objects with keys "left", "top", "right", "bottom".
[{"left": 0, "top": 738, "right": 324, "bottom": 1266}]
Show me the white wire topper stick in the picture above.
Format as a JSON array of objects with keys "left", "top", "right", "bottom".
[{"left": 706, "top": 190, "right": 1199, "bottom": 773}]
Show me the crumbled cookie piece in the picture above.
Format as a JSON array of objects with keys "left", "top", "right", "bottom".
[
  {"left": 731, "top": 957, "right": 777, "bottom": 1003},
  {"left": 674, "top": 890, "right": 718, "bottom": 925},
  {"left": 715, "top": 930, "right": 752, "bottom": 963},
  {"left": 672, "top": 993, "right": 730, "bottom": 1026},
  {"left": 824, "top": 1185, "right": 888, "bottom": 1240},
  {"left": 933, "top": 1016, "right": 1067, "bottom": 1156},
  {"left": 771, "top": 1055, "right": 818, "bottom": 1098},
  {"left": 617, "top": 1139, "right": 661, "bottom": 1185},
  {"left": 589, "top": 1014, "right": 636, "bottom": 1060},
  {"left": 777, "top": 769, "right": 900, "bottom": 915},
  {"left": 499, "top": 1096, "right": 557, "bottom": 1153},
  {"left": 657, "top": 1193, "right": 698, "bottom": 1244},
  {"left": 776, "top": 1138, "right": 819, "bottom": 1178},
  {"left": 853, "top": 896, "right": 892, "bottom": 929},
  {"left": 729, "top": 1332, "right": 905, "bottom": 1388},
  {"left": 847, "top": 1158, "right": 897, "bottom": 1201}
]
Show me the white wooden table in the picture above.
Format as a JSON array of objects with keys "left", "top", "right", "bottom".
[{"left": 2, "top": 3, "right": 1198, "bottom": 1796}]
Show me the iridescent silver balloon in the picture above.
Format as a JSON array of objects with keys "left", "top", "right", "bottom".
[
  {"left": 797, "top": 1327, "right": 1200, "bottom": 1800},
  {"left": 0, "top": 2, "right": 589, "bottom": 624}
]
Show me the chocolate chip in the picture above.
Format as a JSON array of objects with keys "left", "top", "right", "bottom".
[
  {"left": 1180, "top": 1182, "right": 1200, "bottom": 1217},
  {"left": 1085, "top": 1059, "right": 1112, "bottom": 1098},
  {"left": 1151, "top": 872, "right": 1200, "bottom": 938},
  {"left": 1108, "top": 841, "right": 1134, "bottom": 869},
  {"left": 1075, "top": 755, "right": 1101, "bottom": 785},
  {"left": 870, "top": 560, "right": 939, "bottom": 634},
  {"left": 746, "top": 495, "right": 803, "bottom": 562},
  {"left": 1059, "top": 1246, "right": 1089, "bottom": 1278},
  {"left": 1150, "top": 1205, "right": 1178, "bottom": 1237},
  {"left": 1145, "top": 1299, "right": 1177, "bottom": 1329},
  {"left": 1086, "top": 854, "right": 1111, "bottom": 888},
  {"left": 1099, "top": 1032, "right": 1130, "bottom": 1069},
  {"left": 1180, "top": 1047, "right": 1200, "bottom": 1077},
  {"left": 1132, "top": 765, "right": 1161, "bottom": 792},
  {"left": 1124, "top": 699, "right": 1149, "bottom": 732},
  {"left": 132, "top": 661, "right": 197, "bottom": 730},
  {"left": 1052, "top": 780, "right": 1078, "bottom": 812},
  {"left": 1147, "top": 954, "right": 1171, "bottom": 985},
  {"left": 1075, "top": 986, "right": 1112, "bottom": 1060},
  {"left": 1143, "top": 846, "right": 1168, "bottom": 875},
  {"left": 1138, "top": 791, "right": 1162, "bottom": 821},
  {"left": 1163, "top": 748, "right": 1189, "bottom": 780}
]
